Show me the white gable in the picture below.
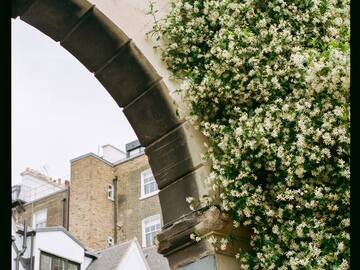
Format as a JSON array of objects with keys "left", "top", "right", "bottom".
[
  {"left": 117, "top": 241, "right": 150, "bottom": 270},
  {"left": 33, "top": 230, "right": 85, "bottom": 270}
]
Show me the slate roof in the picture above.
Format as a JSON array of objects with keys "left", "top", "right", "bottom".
[
  {"left": 143, "top": 246, "right": 171, "bottom": 270},
  {"left": 86, "top": 239, "right": 134, "bottom": 270}
]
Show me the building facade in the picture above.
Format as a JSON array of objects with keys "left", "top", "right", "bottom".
[
  {"left": 12, "top": 141, "right": 164, "bottom": 253},
  {"left": 69, "top": 140, "right": 163, "bottom": 251},
  {"left": 12, "top": 169, "right": 69, "bottom": 231}
]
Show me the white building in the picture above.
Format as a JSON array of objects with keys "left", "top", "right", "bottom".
[
  {"left": 12, "top": 168, "right": 68, "bottom": 203},
  {"left": 11, "top": 221, "right": 169, "bottom": 270},
  {"left": 12, "top": 225, "right": 89, "bottom": 270}
]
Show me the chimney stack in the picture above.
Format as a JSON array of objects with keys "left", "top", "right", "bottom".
[{"left": 65, "top": 180, "right": 70, "bottom": 188}]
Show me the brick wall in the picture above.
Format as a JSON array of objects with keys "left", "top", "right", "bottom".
[
  {"left": 115, "top": 154, "right": 162, "bottom": 246},
  {"left": 69, "top": 155, "right": 115, "bottom": 251},
  {"left": 68, "top": 153, "right": 163, "bottom": 251},
  {"left": 18, "top": 189, "right": 69, "bottom": 229}
]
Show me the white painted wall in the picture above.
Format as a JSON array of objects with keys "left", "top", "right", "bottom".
[
  {"left": 88, "top": 0, "right": 181, "bottom": 104},
  {"left": 102, "top": 144, "right": 126, "bottom": 163},
  {"left": 117, "top": 241, "right": 150, "bottom": 270},
  {"left": 19, "top": 174, "right": 64, "bottom": 202},
  {"left": 33, "top": 231, "right": 86, "bottom": 270}
]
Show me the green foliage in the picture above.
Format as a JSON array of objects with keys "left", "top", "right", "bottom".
[{"left": 148, "top": 0, "right": 350, "bottom": 269}]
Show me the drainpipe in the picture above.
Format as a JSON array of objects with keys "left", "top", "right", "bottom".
[
  {"left": 113, "top": 176, "right": 118, "bottom": 244},
  {"left": 66, "top": 185, "right": 70, "bottom": 230},
  {"left": 61, "top": 197, "right": 67, "bottom": 229},
  {"left": 29, "top": 234, "right": 34, "bottom": 270},
  {"left": 15, "top": 219, "right": 27, "bottom": 270}
]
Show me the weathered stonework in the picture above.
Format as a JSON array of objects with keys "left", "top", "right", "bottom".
[{"left": 157, "top": 208, "right": 252, "bottom": 270}]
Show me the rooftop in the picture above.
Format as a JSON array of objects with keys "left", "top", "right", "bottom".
[{"left": 20, "top": 168, "right": 68, "bottom": 188}]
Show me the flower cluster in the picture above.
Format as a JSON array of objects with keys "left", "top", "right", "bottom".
[{"left": 150, "top": 0, "right": 350, "bottom": 268}]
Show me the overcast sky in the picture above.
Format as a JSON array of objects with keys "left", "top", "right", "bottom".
[{"left": 11, "top": 19, "right": 138, "bottom": 185}]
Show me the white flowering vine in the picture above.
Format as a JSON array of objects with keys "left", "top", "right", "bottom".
[{"left": 149, "top": 0, "right": 350, "bottom": 268}]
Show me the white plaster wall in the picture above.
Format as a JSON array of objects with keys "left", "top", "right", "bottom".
[
  {"left": 102, "top": 144, "right": 126, "bottom": 163},
  {"left": 89, "top": 0, "right": 182, "bottom": 104},
  {"left": 20, "top": 174, "right": 63, "bottom": 202},
  {"left": 33, "top": 231, "right": 85, "bottom": 270}
]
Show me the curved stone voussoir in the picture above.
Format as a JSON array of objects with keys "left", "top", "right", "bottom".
[
  {"left": 20, "top": 0, "right": 93, "bottom": 42},
  {"left": 61, "top": 7, "right": 129, "bottom": 72},
  {"left": 159, "top": 165, "right": 210, "bottom": 226},
  {"left": 123, "top": 80, "right": 183, "bottom": 147},
  {"left": 95, "top": 41, "right": 162, "bottom": 107},
  {"left": 11, "top": 0, "right": 35, "bottom": 18},
  {"left": 146, "top": 121, "right": 208, "bottom": 189}
]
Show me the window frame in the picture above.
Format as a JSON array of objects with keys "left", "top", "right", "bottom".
[
  {"left": 107, "top": 236, "right": 114, "bottom": 247},
  {"left": 32, "top": 208, "right": 47, "bottom": 229},
  {"left": 39, "top": 251, "right": 80, "bottom": 270},
  {"left": 141, "top": 214, "right": 161, "bottom": 248},
  {"left": 107, "top": 184, "right": 114, "bottom": 201},
  {"left": 128, "top": 146, "right": 145, "bottom": 157},
  {"left": 139, "top": 169, "right": 158, "bottom": 200}
]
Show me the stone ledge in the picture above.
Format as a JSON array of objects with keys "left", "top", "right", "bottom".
[{"left": 157, "top": 207, "right": 252, "bottom": 269}]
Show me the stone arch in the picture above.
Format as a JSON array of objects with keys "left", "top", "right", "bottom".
[{"left": 11, "top": 0, "right": 209, "bottom": 230}]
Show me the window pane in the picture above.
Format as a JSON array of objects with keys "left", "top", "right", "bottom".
[
  {"left": 40, "top": 254, "right": 51, "bottom": 270},
  {"left": 33, "top": 209, "right": 47, "bottom": 228},
  {"left": 53, "top": 257, "right": 65, "bottom": 270},
  {"left": 149, "top": 182, "right": 156, "bottom": 193},
  {"left": 144, "top": 184, "right": 151, "bottom": 195},
  {"left": 67, "top": 262, "right": 79, "bottom": 270},
  {"left": 144, "top": 177, "right": 152, "bottom": 184},
  {"left": 146, "top": 234, "right": 152, "bottom": 247},
  {"left": 144, "top": 216, "right": 161, "bottom": 247},
  {"left": 144, "top": 182, "right": 158, "bottom": 195},
  {"left": 36, "top": 221, "right": 46, "bottom": 229}
]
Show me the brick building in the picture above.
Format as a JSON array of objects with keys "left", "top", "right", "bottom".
[
  {"left": 12, "top": 140, "right": 164, "bottom": 253},
  {"left": 69, "top": 140, "right": 163, "bottom": 251},
  {"left": 12, "top": 168, "right": 69, "bottom": 231}
]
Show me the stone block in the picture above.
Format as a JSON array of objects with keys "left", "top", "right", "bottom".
[
  {"left": 123, "top": 80, "right": 182, "bottom": 147},
  {"left": 159, "top": 166, "right": 210, "bottom": 226},
  {"left": 12, "top": 0, "right": 35, "bottom": 18},
  {"left": 61, "top": 6, "right": 129, "bottom": 72},
  {"left": 21, "top": 0, "right": 92, "bottom": 41},
  {"left": 146, "top": 121, "right": 208, "bottom": 189},
  {"left": 95, "top": 41, "right": 161, "bottom": 107}
]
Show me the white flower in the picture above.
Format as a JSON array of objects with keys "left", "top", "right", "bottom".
[
  {"left": 207, "top": 235, "right": 217, "bottom": 245},
  {"left": 338, "top": 242, "right": 345, "bottom": 252}
]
